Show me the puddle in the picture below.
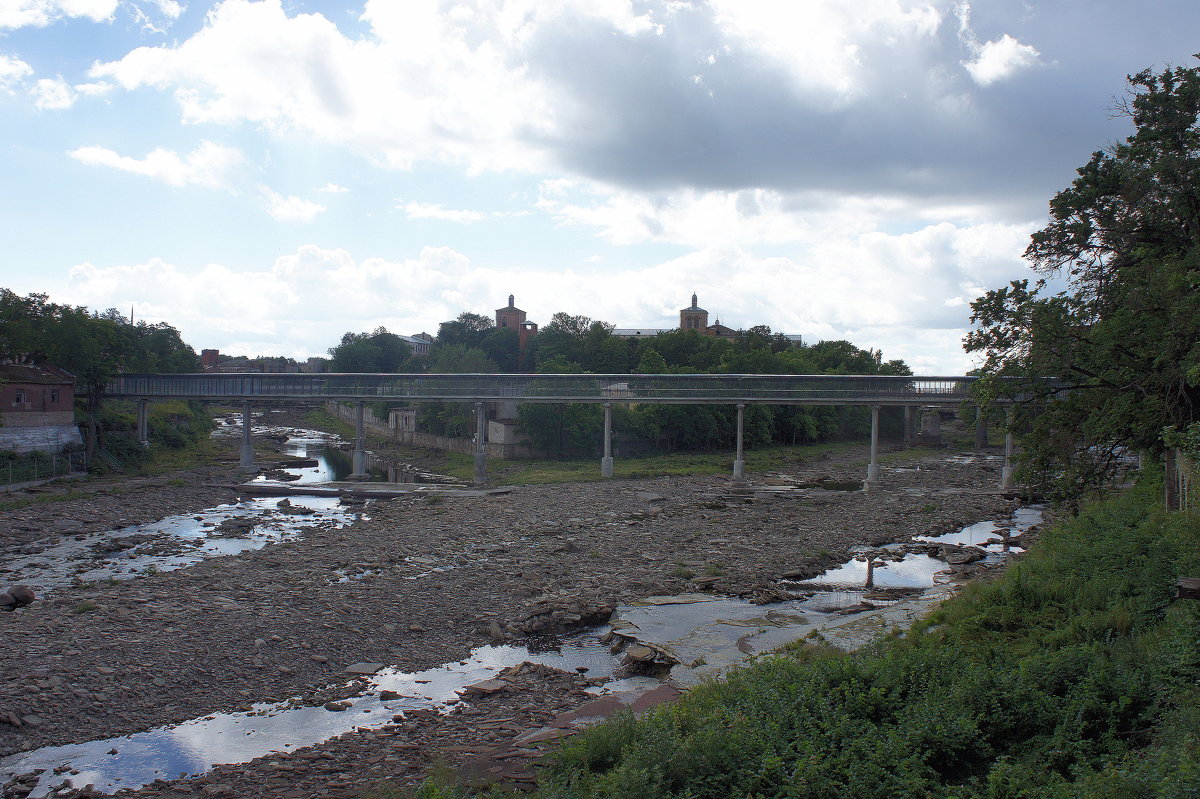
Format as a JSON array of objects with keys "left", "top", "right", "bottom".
[
  {"left": 915, "top": 505, "right": 1042, "bottom": 553},
  {"left": 0, "top": 638, "right": 652, "bottom": 798},
  {"left": 792, "top": 553, "right": 951, "bottom": 590},
  {"left": 0, "top": 497, "right": 355, "bottom": 594}
]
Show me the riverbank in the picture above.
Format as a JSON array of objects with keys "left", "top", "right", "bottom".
[
  {"left": 512, "top": 479, "right": 1200, "bottom": 799},
  {"left": 1, "top": 420, "right": 1019, "bottom": 797}
]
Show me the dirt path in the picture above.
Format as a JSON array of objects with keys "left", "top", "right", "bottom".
[{"left": 0, "top": 426, "right": 1018, "bottom": 798}]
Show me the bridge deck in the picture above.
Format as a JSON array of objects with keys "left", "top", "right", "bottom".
[{"left": 103, "top": 373, "right": 980, "bottom": 406}]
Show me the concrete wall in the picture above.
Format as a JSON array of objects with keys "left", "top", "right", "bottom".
[
  {"left": 0, "top": 424, "right": 84, "bottom": 454},
  {"left": 326, "top": 402, "right": 548, "bottom": 460}
]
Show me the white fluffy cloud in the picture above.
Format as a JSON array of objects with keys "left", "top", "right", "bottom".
[
  {"left": 62, "top": 219, "right": 1032, "bottom": 370},
  {"left": 0, "top": 0, "right": 118, "bottom": 28},
  {"left": 0, "top": 52, "right": 32, "bottom": 92},
  {"left": 68, "top": 141, "right": 245, "bottom": 189},
  {"left": 964, "top": 34, "right": 1041, "bottom": 86},
  {"left": 260, "top": 186, "right": 325, "bottom": 222}
]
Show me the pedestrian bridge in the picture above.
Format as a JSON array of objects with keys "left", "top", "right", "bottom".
[
  {"left": 104, "top": 372, "right": 1012, "bottom": 489},
  {"left": 103, "top": 372, "right": 978, "bottom": 405}
]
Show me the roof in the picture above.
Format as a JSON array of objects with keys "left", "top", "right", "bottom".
[{"left": 0, "top": 363, "right": 76, "bottom": 385}]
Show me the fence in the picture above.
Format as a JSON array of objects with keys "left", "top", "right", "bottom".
[
  {"left": 1, "top": 450, "right": 88, "bottom": 490},
  {"left": 106, "top": 372, "right": 984, "bottom": 406}
]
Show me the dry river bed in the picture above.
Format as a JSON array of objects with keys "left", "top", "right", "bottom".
[{"left": 0, "top": 445, "right": 1020, "bottom": 797}]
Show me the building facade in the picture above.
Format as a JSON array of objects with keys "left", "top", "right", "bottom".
[{"left": 0, "top": 363, "right": 82, "bottom": 453}]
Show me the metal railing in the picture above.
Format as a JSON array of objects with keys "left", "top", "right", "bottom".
[
  {"left": 103, "top": 372, "right": 982, "bottom": 406},
  {"left": 1, "top": 450, "right": 88, "bottom": 487}
]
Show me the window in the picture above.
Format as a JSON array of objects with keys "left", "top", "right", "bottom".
[
  {"left": 50, "top": 389, "right": 60, "bottom": 403},
  {"left": 14, "top": 390, "right": 26, "bottom": 404}
]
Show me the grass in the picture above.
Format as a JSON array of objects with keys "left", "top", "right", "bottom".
[
  {"left": 0, "top": 488, "right": 96, "bottom": 512},
  {"left": 393, "top": 475, "right": 1200, "bottom": 799}
]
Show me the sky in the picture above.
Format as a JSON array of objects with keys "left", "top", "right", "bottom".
[{"left": 0, "top": 0, "right": 1196, "bottom": 374}]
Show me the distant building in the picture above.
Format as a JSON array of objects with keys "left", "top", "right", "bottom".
[
  {"left": 610, "top": 294, "right": 790, "bottom": 341},
  {"left": 0, "top": 362, "right": 82, "bottom": 454},
  {"left": 494, "top": 295, "right": 538, "bottom": 368},
  {"left": 398, "top": 334, "right": 433, "bottom": 357}
]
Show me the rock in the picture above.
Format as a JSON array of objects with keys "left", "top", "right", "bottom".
[
  {"left": 461, "top": 679, "right": 508, "bottom": 696},
  {"left": 378, "top": 690, "right": 401, "bottom": 700},
  {"left": 343, "top": 662, "right": 384, "bottom": 675},
  {"left": 623, "top": 644, "right": 659, "bottom": 662},
  {"left": 0, "top": 593, "right": 16, "bottom": 612},
  {"left": 323, "top": 701, "right": 351, "bottom": 711},
  {"left": 7, "top": 585, "right": 35, "bottom": 607}
]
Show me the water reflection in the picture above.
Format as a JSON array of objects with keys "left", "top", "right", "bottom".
[{"left": 0, "top": 638, "right": 642, "bottom": 798}]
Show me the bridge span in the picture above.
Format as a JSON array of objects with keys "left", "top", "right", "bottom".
[{"left": 103, "top": 372, "right": 1012, "bottom": 488}]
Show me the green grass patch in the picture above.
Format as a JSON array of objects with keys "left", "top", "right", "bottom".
[
  {"left": 303, "top": 408, "right": 357, "bottom": 440},
  {"left": 452, "top": 441, "right": 862, "bottom": 486},
  {"left": 0, "top": 488, "right": 96, "bottom": 512}
]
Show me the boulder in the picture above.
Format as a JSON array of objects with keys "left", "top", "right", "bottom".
[{"left": 7, "top": 585, "right": 35, "bottom": 607}]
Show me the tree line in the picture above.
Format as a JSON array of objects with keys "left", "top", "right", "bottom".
[{"left": 327, "top": 311, "right": 913, "bottom": 456}]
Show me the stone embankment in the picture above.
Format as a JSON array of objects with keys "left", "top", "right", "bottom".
[{"left": 0, "top": 437, "right": 1019, "bottom": 797}]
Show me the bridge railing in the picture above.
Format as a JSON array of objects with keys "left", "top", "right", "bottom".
[{"left": 103, "top": 372, "right": 981, "bottom": 405}]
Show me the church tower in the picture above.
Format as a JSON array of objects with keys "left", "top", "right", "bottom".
[
  {"left": 495, "top": 294, "right": 526, "bottom": 330},
  {"left": 679, "top": 293, "right": 709, "bottom": 332}
]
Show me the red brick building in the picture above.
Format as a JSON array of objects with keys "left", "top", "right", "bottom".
[{"left": 0, "top": 363, "right": 82, "bottom": 453}]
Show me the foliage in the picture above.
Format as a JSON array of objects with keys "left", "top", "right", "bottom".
[
  {"left": 517, "top": 403, "right": 604, "bottom": 457},
  {"left": 966, "top": 64, "right": 1200, "bottom": 505},
  {"left": 522, "top": 479, "right": 1200, "bottom": 798},
  {"left": 327, "top": 327, "right": 414, "bottom": 372},
  {"left": 0, "top": 289, "right": 198, "bottom": 404},
  {"left": 436, "top": 312, "right": 495, "bottom": 351}
]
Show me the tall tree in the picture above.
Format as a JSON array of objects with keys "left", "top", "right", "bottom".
[{"left": 966, "top": 63, "right": 1200, "bottom": 504}]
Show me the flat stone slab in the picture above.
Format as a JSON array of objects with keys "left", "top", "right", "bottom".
[
  {"left": 461, "top": 679, "right": 509, "bottom": 696},
  {"left": 343, "top": 662, "right": 385, "bottom": 675}
]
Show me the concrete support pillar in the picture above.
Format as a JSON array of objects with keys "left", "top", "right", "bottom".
[
  {"left": 975, "top": 405, "right": 988, "bottom": 449},
  {"left": 601, "top": 402, "right": 614, "bottom": 478},
  {"left": 733, "top": 403, "right": 746, "bottom": 480},
  {"left": 921, "top": 408, "right": 942, "bottom": 436},
  {"left": 866, "top": 404, "right": 881, "bottom": 488},
  {"left": 136, "top": 399, "right": 149, "bottom": 444},
  {"left": 1001, "top": 406, "right": 1015, "bottom": 490},
  {"left": 348, "top": 401, "right": 370, "bottom": 480},
  {"left": 238, "top": 401, "right": 255, "bottom": 471},
  {"left": 902, "top": 406, "right": 913, "bottom": 450},
  {"left": 474, "top": 402, "right": 487, "bottom": 487}
]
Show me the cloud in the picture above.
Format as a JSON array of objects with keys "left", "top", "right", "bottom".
[
  {"left": 260, "top": 186, "right": 325, "bottom": 221},
  {"left": 0, "top": 0, "right": 119, "bottom": 28},
  {"left": 68, "top": 141, "right": 245, "bottom": 189},
  {"left": 61, "top": 218, "right": 1033, "bottom": 371},
  {"left": 32, "top": 76, "right": 74, "bottom": 109},
  {"left": 85, "top": 0, "right": 1043, "bottom": 203},
  {"left": 316, "top": 182, "right": 347, "bottom": 193},
  {"left": 0, "top": 52, "right": 33, "bottom": 92},
  {"left": 963, "top": 33, "right": 1041, "bottom": 86}
]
